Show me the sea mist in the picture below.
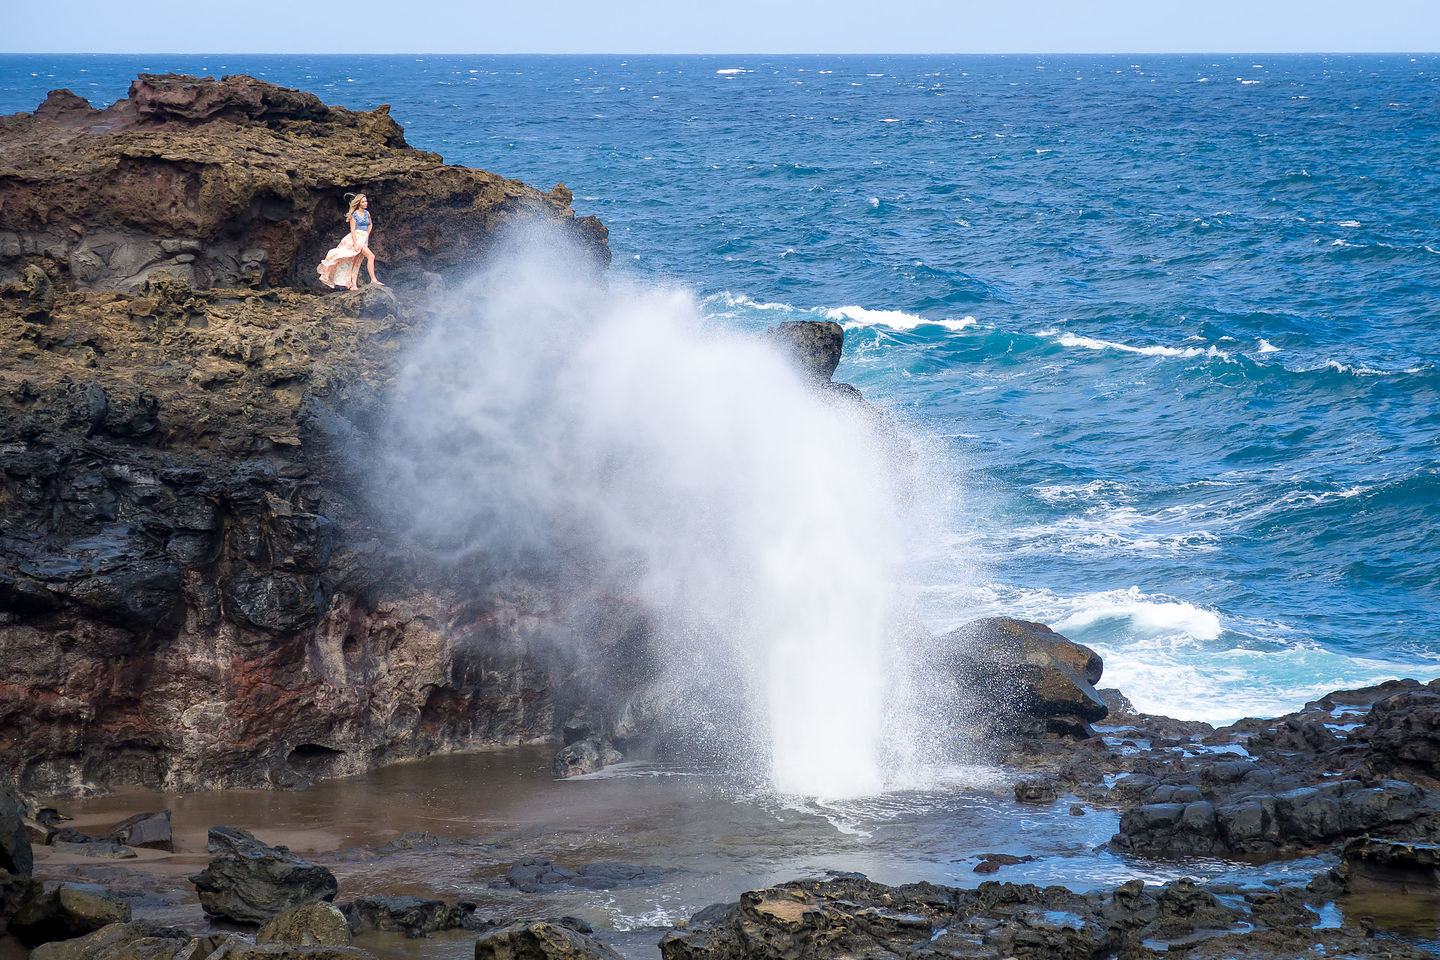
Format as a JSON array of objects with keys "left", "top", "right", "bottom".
[{"left": 376, "top": 228, "right": 913, "bottom": 798}]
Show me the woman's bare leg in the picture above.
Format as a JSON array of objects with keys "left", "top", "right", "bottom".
[{"left": 363, "top": 247, "right": 383, "bottom": 285}]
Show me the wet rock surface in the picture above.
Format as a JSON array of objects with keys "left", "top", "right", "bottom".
[
  {"left": 494, "top": 859, "right": 665, "bottom": 894},
  {"left": 0, "top": 79, "right": 622, "bottom": 794},
  {"left": 474, "top": 921, "right": 622, "bottom": 960},
  {"left": 659, "top": 873, "right": 1437, "bottom": 960},
  {"left": 341, "top": 896, "right": 487, "bottom": 938},
  {"left": 189, "top": 827, "right": 338, "bottom": 925}
]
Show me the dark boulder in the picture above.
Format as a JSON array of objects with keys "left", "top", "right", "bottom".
[
  {"left": 474, "top": 922, "right": 622, "bottom": 960},
  {"left": 943, "top": 617, "right": 1108, "bottom": 738},
  {"left": 1358, "top": 687, "right": 1440, "bottom": 787},
  {"left": 761, "top": 321, "right": 844, "bottom": 383},
  {"left": 189, "top": 826, "right": 337, "bottom": 924},
  {"left": 0, "top": 787, "right": 32, "bottom": 876}
]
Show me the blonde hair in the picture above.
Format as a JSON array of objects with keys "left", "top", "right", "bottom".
[{"left": 344, "top": 193, "right": 367, "bottom": 220}]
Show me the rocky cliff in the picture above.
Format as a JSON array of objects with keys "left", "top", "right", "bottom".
[
  {"left": 0, "top": 73, "right": 607, "bottom": 291},
  {"left": 0, "top": 75, "right": 622, "bottom": 794}
]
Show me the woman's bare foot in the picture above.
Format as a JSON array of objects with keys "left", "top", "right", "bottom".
[
  {"left": 370, "top": 278, "right": 385, "bottom": 286},
  {"left": 346, "top": 284, "right": 358, "bottom": 291}
]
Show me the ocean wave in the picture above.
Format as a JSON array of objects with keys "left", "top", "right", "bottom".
[{"left": 825, "top": 305, "right": 975, "bottom": 332}]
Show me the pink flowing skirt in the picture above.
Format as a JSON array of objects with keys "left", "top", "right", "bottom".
[{"left": 317, "top": 229, "right": 368, "bottom": 288}]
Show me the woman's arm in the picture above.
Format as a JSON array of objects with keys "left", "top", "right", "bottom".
[{"left": 348, "top": 213, "right": 358, "bottom": 245}]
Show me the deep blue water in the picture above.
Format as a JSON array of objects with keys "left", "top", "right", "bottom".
[{"left": 4, "top": 54, "right": 1439, "bottom": 722}]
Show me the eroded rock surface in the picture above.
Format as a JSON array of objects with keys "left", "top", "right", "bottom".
[{"left": 189, "top": 827, "right": 337, "bottom": 925}]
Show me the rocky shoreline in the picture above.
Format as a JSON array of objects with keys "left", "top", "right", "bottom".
[{"left": 3, "top": 74, "right": 1439, "bottom": 960}]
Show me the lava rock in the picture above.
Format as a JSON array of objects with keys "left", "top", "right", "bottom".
[
  {"left": 942, "top": 617, "right": 1109, "bottom": 739},
  {"left": 1336, "top": 836, "right": 1440, "bottom": 894},
  {"left": 760, "top": 321, "right": 844, "bottom": 383},
  {"left": 189, "top": 826, "right": 337, "bottom": 924},
  {"left": 257, "top": 902, "right": 352, "bottom": 947},
  {"left": 474, "top": 922, "right": 622, "bottom": 960}
]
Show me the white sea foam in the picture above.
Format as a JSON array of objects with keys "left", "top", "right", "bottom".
[
  {"left": 1256, "top": 339, "right": 1280, "bottom": 354},
  {"left": 715, "top": 68, "right": 745, "bottom": 75},
  {"left": 1336, "top": 220, "right": 1361, "bottom": 227},
  {"left": 1054, "top": 332, "right": 1227, "bottom": 359},
  {"left": 825, "top": 305, "right": 975, "bottom": 332}
]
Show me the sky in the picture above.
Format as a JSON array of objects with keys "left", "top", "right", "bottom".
[{"left": 6, "top": 0, "right": 1439, "bottom": 54}]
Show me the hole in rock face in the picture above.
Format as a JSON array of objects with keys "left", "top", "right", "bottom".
[{"left": 286, "top": 743, "right": 347, "bottom": 766}]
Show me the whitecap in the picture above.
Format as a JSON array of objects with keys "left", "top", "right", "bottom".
[
  {"left": 1054, "top": 332, "right": 1225, "bottom": 359},
  {"left": 1053, "top": 587, "right": 1223, "bottom": 642},
  {"left": 715, "top": 68, "right": 745, "bottom": 75},
  {"left": 1256, "top": 339, "right": 1280, "bottom": 354},
  {"left": 1336, "top": 220, "right": 1361, "bottom": 227},
  {"left": 825, "top": 305, "right": 975, "bottom": 332}
]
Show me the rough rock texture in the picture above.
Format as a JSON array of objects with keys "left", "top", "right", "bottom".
[
  {"left": 658, "top": 873, "right": 1436, "bottom": 960},
  {"left": 341, "top": 896, "right": 483, "bottom": 938},
  {"left": 0, "top": 80, "right": 627, "bottom": 794},
  {"left": 473, "top": 921, "right": 622, "bottom": 960},
  {"left": 27, "top": 919, "right": 194, "bottom": 960},
  {"left": 9, "top": 881, "right": 132, "bottom": 946},
  {"left": 942, "top": 617, "right": 1109, "bottom": 739},
  {"left": 257, "top": 902, "right": 352, "bottom": 947},
  {"left": 0, "top": 74, "right": 608, "bottom": 291},
  {"left": 189, "top": 827, "right": 338, "bottom": 924}
]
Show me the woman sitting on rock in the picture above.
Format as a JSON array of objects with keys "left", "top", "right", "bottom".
[{"left": 317, "top": 193, "right": 384, "bottom": 290}]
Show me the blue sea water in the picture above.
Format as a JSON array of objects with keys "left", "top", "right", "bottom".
[{"left": 3, "top": 54, "right": 1439, "bottom": 724}]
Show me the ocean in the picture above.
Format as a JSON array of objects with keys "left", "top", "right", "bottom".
[{"left": 3, "top": 53, "right": 1438, "bottom": 725}]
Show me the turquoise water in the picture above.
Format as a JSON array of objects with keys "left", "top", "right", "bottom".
[{"left": 4, "top": 54, "right": 1438, "bottom": 723}]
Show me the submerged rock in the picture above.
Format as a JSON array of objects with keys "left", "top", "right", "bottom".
[
  {"left": 474, "top": 922, "right": 622, "bottom": 960},
  {"left": 189, "top": 827, "right": 337, "bottom": 925},
  {"left": 341, "top": 896, "right": 483, "bottom": 938},
  {"left": 551, "top": 738, "right": 622, "bottom": 779}
]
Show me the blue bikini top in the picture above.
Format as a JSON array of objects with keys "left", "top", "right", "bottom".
[{"left": 353, "top": 209, "right": 371, "bottom": 230}]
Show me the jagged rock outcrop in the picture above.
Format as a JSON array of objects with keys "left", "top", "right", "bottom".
[
  {"left": 0, "top": 73, "right": 608, "bottom": 291},
  {"left": 189, "top": 827, "right": 337, "bottom": 925},
  {"left": 0, "top": 80, "right": 630, "bottom": 794}
]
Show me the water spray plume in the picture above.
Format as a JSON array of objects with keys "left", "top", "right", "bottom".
[{"left": 377, "top": 225, "right": 914, "bottom": 798}]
